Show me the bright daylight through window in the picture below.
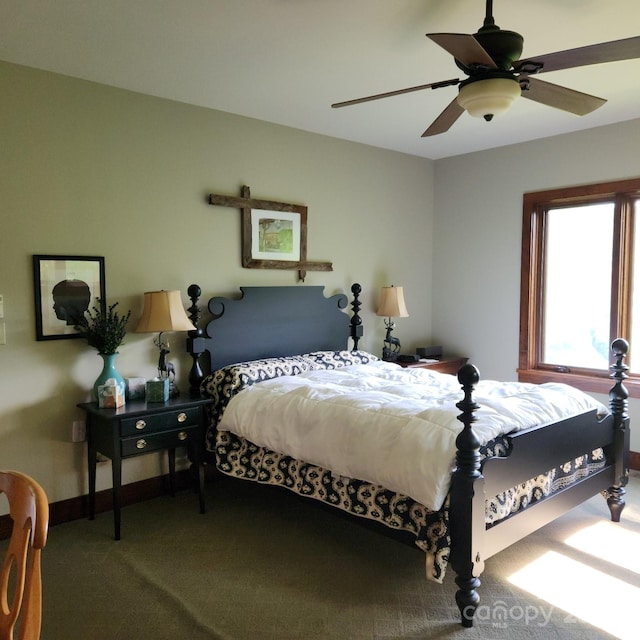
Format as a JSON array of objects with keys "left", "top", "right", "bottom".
[
  {"left": 543, "top": 203, "right": 613, "bottom": 369},
  {"left": 519, "top": 177, "right": 640, "bottom": 397}
]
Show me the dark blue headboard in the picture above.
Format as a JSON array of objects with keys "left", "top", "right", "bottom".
[{"left": 186, "top": 284, "right": 362, "bottom": 394}]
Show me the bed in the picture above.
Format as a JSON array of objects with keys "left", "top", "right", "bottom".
[{"left": 185, "top": 283, "right": 630, "bottom": 627}]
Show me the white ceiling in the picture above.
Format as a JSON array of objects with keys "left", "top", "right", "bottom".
[{"left": 2, "top": 0, "right": 640, "bottom": 159}]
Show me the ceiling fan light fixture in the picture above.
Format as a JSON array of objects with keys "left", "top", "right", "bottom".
[{"left": 456, "top": 77, "right": 521, "bottom": 121}]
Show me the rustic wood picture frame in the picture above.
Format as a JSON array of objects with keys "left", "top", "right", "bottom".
[
  {"left": 243, "top": 204, "right": 307, "bottom": 269},
  {"left": 209, "top": 185, "right": 332, "bottom": 280}
]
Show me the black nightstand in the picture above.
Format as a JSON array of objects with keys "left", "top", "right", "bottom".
[{"left": 77, "top": 396, "right": 213, "bottom": 540}]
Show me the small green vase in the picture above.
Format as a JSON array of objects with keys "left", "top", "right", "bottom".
[{"left": 93, "top": 353, "right": 126, "bottom": 403}]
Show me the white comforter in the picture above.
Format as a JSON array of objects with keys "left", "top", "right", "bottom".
[{"left": 218, "top": 361, "right": 607, "bottom": 510}]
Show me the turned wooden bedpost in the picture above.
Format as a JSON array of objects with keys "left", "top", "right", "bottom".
[
  {"left": 350, "top": 283, "right": 363, "bottom": 351},
  {"left": 606, "top": 338, "right": 630, "bottom": 522},
  {"left": 186, "top": 283, "right": 205, "bottom": 397},
  {"left": 449, "top": 364, "right": 485, "bottom": 627}
]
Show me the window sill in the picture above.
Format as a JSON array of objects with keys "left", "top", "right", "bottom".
[{"left": 517, "top": 368, "right": 640, "bottom": 399}]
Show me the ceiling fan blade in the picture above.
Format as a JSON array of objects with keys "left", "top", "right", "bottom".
[
  {"left": 521, "top": 77, "right": 607, "bottom": 115},
  {"left": 515, "top": 35, "right": 640, "bottom": 74},
  {"left": 331, "top": 78, "right": 459, "bottom": 108},
  {"left": 426, "top": 33, "right": 497, "bottom": 68},
  {"left": 421, "top": 99, "right": 465, "bottom": 137}
]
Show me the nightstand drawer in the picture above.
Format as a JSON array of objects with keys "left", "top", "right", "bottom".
[
  {"left": 120, "top": 407, "right": 200, "bottom": 437},
  {"left": 121, "top": 426, "right": 199, "bottom": 457}
]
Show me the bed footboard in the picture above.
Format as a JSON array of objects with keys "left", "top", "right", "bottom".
[
  {"left": 449, "top": 339, "right": 630, "bottom": 628},
  {"left": 606, "top": 338, "right": 631, "bottom": 521},
  {"left": 448, "top": 364, "right": 483, "bottom": 627}
]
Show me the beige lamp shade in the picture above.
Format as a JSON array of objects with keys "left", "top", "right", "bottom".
[
  {"left": 136, "top": 290, "right": 195, "bottom": 333},
  {"left": 376, "top": 286, "right": 409, "bottom": 318},
  {"left": 456, "top": 77, "right": 521, "bottom": 120}
]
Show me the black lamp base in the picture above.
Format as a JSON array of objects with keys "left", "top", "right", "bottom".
[
  {"left": 382, "top": 319, "right": 402, "bottom": 361},
  {"left": 382, "top": 347, "right": 398, "bottom": 362}
]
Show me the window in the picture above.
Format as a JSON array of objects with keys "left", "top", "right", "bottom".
[{"left": 519, "top": 177, "right": 640, "bottom": 397}]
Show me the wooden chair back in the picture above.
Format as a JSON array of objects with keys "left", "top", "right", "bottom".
[{"left": 0, "top": 471, "right": 49, "bottom": 640}]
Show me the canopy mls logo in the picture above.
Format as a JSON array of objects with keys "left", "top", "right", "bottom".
[{"left": 462, "top": 601, "right": 577, "bottom": 628}]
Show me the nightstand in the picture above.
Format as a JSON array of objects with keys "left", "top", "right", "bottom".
[
  {"left": 395, "top": 356, "right": 468, "bottom": 375},
  {"left": 77, "top": 396, "right": 213, "bottom": 540}
]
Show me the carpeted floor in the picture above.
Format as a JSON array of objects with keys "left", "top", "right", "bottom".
[{"left": 23, "top": 471, "right": 640, "bottom": 639}]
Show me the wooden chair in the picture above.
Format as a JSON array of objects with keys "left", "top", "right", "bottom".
[{"left": 0, "top": 471, "right": 49, "bottom": 640}]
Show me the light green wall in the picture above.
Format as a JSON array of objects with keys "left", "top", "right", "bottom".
[
  {"left": 0, "top": 61, "right": 434, "bottom": 505},
  {"left": 432, "top": 117, "right": 640, "bottom": 451},
  {"left": 4, "top": 58, "right": 637, "bottom": 508}
]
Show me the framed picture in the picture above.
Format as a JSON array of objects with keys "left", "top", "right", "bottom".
[
  {"left": 33, "top": 255, "right": 106, "bottom": 341},
  {"left": 242, "top": 204, "right": 308, "bottom": 269},
  {"left": 209, "top": 186, "right": 332, "bottom": 280}
]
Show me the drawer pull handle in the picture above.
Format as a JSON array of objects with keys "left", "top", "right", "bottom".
[
  {"left": 135, "top": 420, "right": 146, "bottom": 430},
  {"left": 136, "top": 439, "right": 147, "bottom": 450},
  {"left": 178, "top": 431, "right": 188, "bottom": 441},
  {"left": 177, "top": 412, "right": 187, "bottom": 423}
]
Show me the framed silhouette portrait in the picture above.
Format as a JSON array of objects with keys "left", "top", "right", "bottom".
[{"left": 33, "top": 255, "right": 106, "bottom": 341}]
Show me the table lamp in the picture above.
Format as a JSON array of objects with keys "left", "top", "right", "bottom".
[
  {"left": 136, "top": 290, "right": 195, "bottom": 397},
  {"left": 376, "top": 285, "right": 409, "bottom": 361}
]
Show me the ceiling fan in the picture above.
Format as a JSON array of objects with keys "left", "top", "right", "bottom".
[{"left": 331, "top": 0, "right": 640, "bottom": 137}]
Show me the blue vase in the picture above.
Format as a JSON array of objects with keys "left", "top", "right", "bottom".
[{"left": 93, "top": 353, "right": 126, "bottom": 403}]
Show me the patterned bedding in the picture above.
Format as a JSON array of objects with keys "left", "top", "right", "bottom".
[{"left": 201, "top": 350, "right": 606, "bottom": 582}]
